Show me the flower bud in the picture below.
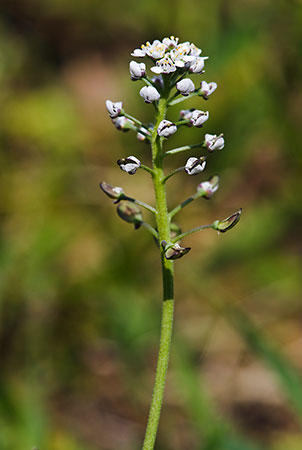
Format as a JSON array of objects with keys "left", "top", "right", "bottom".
[
  {"left": 200, "top": 81, "right": 217, "bottom": 99},
  {"left": 136, "top": 126, "right": 151, "bottom": 142},
  {"left": 213, "top": 208, "right": 242, "bottom": 233},
  {"left": 99, "top": 181, "right": 125, "bottom": 203},
  {"left": 139, "top": 86, "right": 160, "bottom": 103},
  {"left": 197, "top": 175, "right": 219, "bottom": 199},
  {"left": 176, "top": 78, "right": 195, "bottom": 96},
  {"left": 113, "top": 116, "right": 134, "bottom": 132},
  {"left": 191, "top": 110, "right": 209, "bottom": 127},
  {"left": 117, "top": 202, "right": 143, "bottom": 229},
  {"left": 129, "top": 61, "right": 146, "bottom": 80},
  {"left": 189, "top": 57, "right": 208, "bottom": 74},
  {"left": 117, "top": 156, "right": 141, "bottom": 175},
  {"left": 204, "top": 133, "right": 225, "bottom": 151},
  {"left": 162, "top": 242, "right": 191, "bottom": 260},
  {"left": 179, "top": 109, "right": 194, "bottom": 124},
  {"left": 185, "top": 157, "right": 207, "bottom": 175},
  {"left": 157, "top": 120, "right": 177, "bottom": 138},
  {"left": 151, "top": 75, "right": 164, "bottom": 89},
  {"left": 106, "top": 100, "right": 123, "bottom": 118},
  {"left": 131, "top": 48, "right": 146, "bottom": 57}
]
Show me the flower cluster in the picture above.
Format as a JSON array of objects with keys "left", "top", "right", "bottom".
[
  {"left": 131, "top": 37, "right": 208, "bottom": 75},
  {"left": 102, "top": 36, "right": 241, "bottom": 261}
]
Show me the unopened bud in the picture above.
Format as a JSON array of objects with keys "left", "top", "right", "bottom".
[
  {"left": 129, "top": 61, "right": 146, "bottom": 80},
  {"left": 157, "top": 120, "right": 177, "bottom": 138},
  {"left": 117, "top": 156, "right": 141, "bottom": 175},
  {"left": 113, "top": 116, "right": 135, "bottom": 132},
  {"left": 185, "top": 157, "right": 207, "bottom": 175},
  {"left": 100, "top": 181, "right": 125, "bottom": 203},
  {"left": 176, "top": 78, "right": 195, "bottom": 96},
  {"left": 200, "top": 81, "right": 217, "bottom": 99},
  {"left": 213, "top": 208, "right": 242, "bottom": 233},
  {"left": 106, "top": 100, "right": 123, "bottom": 118},
  {"left": 191, "top": 110, "right": 209, "bottom": 128},
  {"left": 139, "top": 86, "right": 160, "bottom": 103},
  {"left": 197, "top": 175, "right": 219, "bottom": 199},
  {"left": 204, "top": 133, "right": 225, "bottom": 151},
  {"left": 117, "top": 202, "right": 143, "bottom": 229}
]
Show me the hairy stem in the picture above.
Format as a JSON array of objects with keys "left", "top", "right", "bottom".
[{"left": 142, "top": 95, "right": 174, "bottom": 450}]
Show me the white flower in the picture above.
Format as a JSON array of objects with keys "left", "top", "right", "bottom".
[
  {"left": 189, "top": 43, "right": 202, "bottom": 56},
  {"left": 189, "top": 57, "right": 208, "bottom": 74},
  {"left": 170, "top": 42, "right": 195, "bottom": 68},
  {"left": 117, "top": 156, "right": 141, "bottom": 175},
  {"left": 176, "top": 78, "right": 195, "bottom": 96},
  {"left": 191, "top": 110, "right": 209, "bottom": 127},
  {"left": 136, "top": 126, "right": 151, "bottom": 142},
  {"left": 185, "top": 157, "right": 207, "bottom": 175},
  {"left": 151, "top": 56, "right": 177, "bottom": 74},
  {"left": 157, "top": 120, "right": 177, "bottom": 138},
  {"left": 200, "top": 81, "right": 217, "bottom": 98},
  {"left": 197, "top": 175, "right": 219, "bottom": 198},
  {"left": 131, "top": 48, "right": 146, "bottom": 57},
  {"left": 113, "top": 116, "right": 134, "bottom": 131},
  {"left": 129, "top": 61, "right": 146, "bottom": 80},
  {"left": 106, "top": 100, "right": 123, "bottom": 118},
  {"left": 162, "top": 36, "right": 179, "bottom": 49},
  {"left": 204, "top": 133, "right": 225, "bottom": 151},
  {"left": 142, "top": 40, "right": 167, "bottom": 59},
  {"left": 139, "top": 86, "right": 160, "bottom": 103}
]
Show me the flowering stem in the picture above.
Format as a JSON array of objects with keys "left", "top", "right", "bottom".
[
  {"left": 142, "top": 95, "right": 175, "bottom": 450},
  {"left": 164, "top": 142, "right": 203, "bottom": 158},
  {"left": 162, "top": 166, "right": 184, "bottom": 184},
  {"left": 168, "top": 90, "right": 201, "bottom": 106},
  {"left": 171, "top": 223, "right": 213, "bottom": 243},
  {"left": 169, "top": 192, "right": 200, "bottom": 219},
  {"left": 123, "top": 196, "right": 156, "bottom": 214}
]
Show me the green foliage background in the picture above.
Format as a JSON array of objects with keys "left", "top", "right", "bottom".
[{"left": 0, "top": 1, "right": 301, "bottom": 449}]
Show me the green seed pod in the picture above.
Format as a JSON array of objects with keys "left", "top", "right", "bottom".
[
  {"left": 213, "top": 208, "right": 242, "bottom": 233},
  {"left": 117, "top": 201, "right": 143, "bottom": 229}
]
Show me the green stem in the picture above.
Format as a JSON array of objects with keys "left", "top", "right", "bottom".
[
  {"left": 171, "top": 223, "right": 213, "bottom": 243},
  {"left": 164, "top": 142, "right": 203, "bottom": 158},
  {"left": 123, "top": 112, "right": 143, "bottom": 127},
  {"left": 169, "top": 192, "right": 200, "bottom": 219},
  {"left": 168, "top": 90, "right": 201, "bottom": 106},
  {"left": 141, "top": 222, "right": 159, "bottom": 239},
  {"left": 174, "top": 119, "right": 190, "bottom": 127},
  {"left": 123, "top": 196, "right": 156, "bottom": 214},
  {"left": 140, "top": 164, "right": 155, "bottom": 176},
  {"left": 162, "top": 166, "right": 184, "bottom": 184},
  {"left": 142, "top": 96, "right": 175, "bottom": 450}
]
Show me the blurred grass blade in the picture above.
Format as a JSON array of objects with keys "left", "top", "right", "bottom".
[
  {"left": 226, "top": 307, "right": 302, "bottom": 417},
  {"left": 174, "top": 337, "right": 266, "bottom": 450}
]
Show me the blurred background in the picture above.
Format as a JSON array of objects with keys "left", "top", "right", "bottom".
[{"left": 0, "top": 0, "right": 301, "bottom": 449}]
